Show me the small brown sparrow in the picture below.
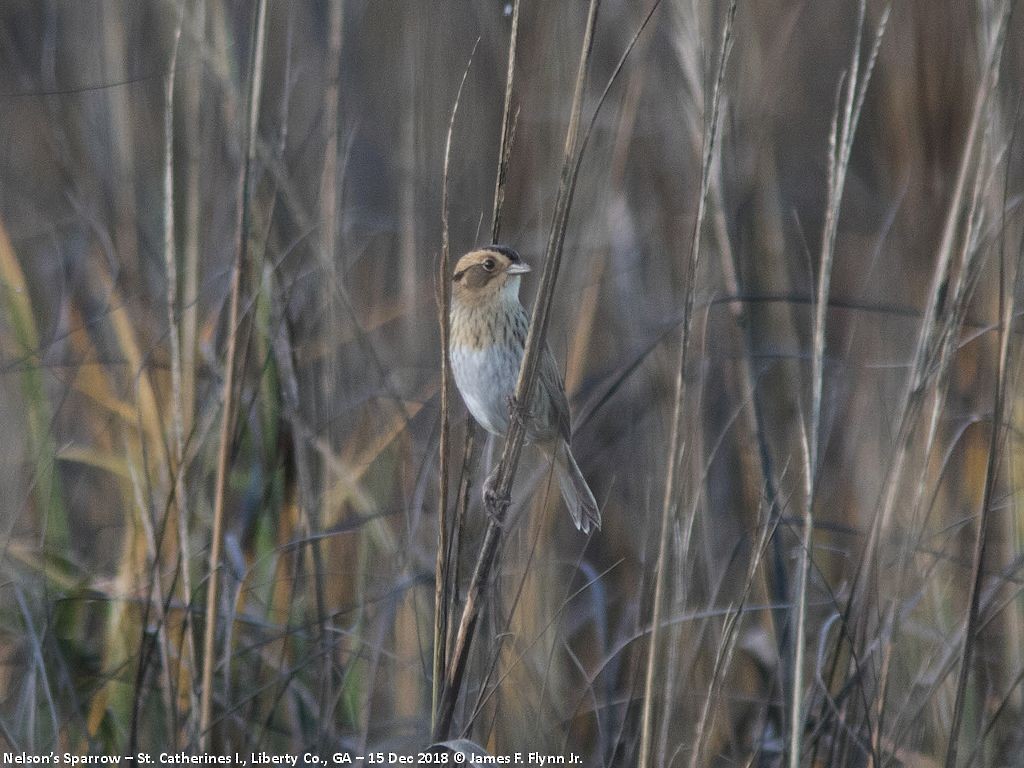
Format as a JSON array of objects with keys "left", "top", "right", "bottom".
[{"left": 449, "top": 246, "right": 600, "bottom": 533}]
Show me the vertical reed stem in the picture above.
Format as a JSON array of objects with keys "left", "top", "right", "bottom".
[
  {"left": 161, "top": 3, "right": 201, "bottom": 740},
  {"left": 432, "top": 39, "right": 479, "bottom": 735},
  {"left": 198, "top": 0, "right": 267, "bottom": 748}
]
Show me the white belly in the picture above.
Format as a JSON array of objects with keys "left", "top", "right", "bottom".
[{"left": 450, "top": 343, "right": 521, "bottom": 436}]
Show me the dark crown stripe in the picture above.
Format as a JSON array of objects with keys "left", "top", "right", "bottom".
[{"left": 487, "top": 244, "right": 521, "bottom": 263}]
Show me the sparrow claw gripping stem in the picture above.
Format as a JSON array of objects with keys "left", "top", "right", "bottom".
[
  {"left": 506, "top": 394, "right": 532, "bottom": 431},
  {"left": 482, "top": 469, "right": 510, "bottom": 525}
]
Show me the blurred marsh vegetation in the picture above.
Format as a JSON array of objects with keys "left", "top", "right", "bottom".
[{"left": 1, "top": 0, "right": 1024, "bottom": 765}]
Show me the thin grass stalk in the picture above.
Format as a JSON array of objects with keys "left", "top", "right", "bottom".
[
  {"left": 463, "top": 498, "right": 559, "bottom": 734},
  {"left": 181, "top": 0, "right": 204, "bottom": 436},
  {"left": 433, "top": 0, "right": 602, "bottom": 740},
  {"left": 127, "top": 460, "right": 177, "bottom": 749},
  {"left": 791, "top": 424, "right": 814, "bottom": 768},
  {"left": 974, "top": 95, "right": 1024, "bottom": 763},
  {"left": 945, "top": 117, "right": 1017, "bottom": 768},
  {"left": 907, "top": 134, "right": 1003, "bottom": 524},
  {"left": 432, "top": 41, "right": 478, "bottom": 735},
  {"left": 198, "top": 0, "right": 267, "bottom": 748},
  {"left": 316, "top": 9, "right": 344, "bottom": 635},
  {"left": 558, "top": 0, "right": 662, "bottom": 398},
  {"left": 13, "top": 588, "right": 59, "bottom": 746},
  {"left": 458, "top": 2, "right": 523, "bottom": 730},
  {"left": 490, "top": 0, "right": 520, "bottom": 246},
  {"left": 82, "top": 259, "right": 175, "bottom": 743},
  {"left": 900, "top": 109, "right": 995, "bottom": 755},
  {"left": 161, "top": 5, "right": 200, "bottom": 738},
  {"left": 807, "top": 1, "right": 889, "bottom": 499},
  {"left": 808, "top": 0, "right": 869, "bottom": 481},
  {"left": 688, "top": 510, "right": 777, "bottom": 768},
  {"left": 873, "top": 501, "right": 1014, "bottom": 759},
  {"left": 445, "top": 421, "right": 477, "bottom": 671},
  {"left": 637, "top": 4, "right": 735, "bottom": 764},
  {"left": 656, "top": 529, "right": 685, "bottom": 765},
  {"left": 0, "top": 232, "right": 67, "bottom": 553},
  {"left": 320, "top": 1, "right": 343, "bottom": 268},
  {"left": 447, "top": 425, "right": 476, "bottom": 652},
  {"left": 793, "top": 6, "right": 886, "bottom": 764}
]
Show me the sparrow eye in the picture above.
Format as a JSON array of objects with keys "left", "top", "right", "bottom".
[{"left": 482, "top": 259, "right": 495, "bottom": 271}]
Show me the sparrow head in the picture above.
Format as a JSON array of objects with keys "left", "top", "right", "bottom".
[{"left": 452, "top": 246, "right": 531, "bottom": 302}]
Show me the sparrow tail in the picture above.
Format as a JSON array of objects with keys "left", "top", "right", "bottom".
[{"left": 548, "top": 442, "right": 600, "bottom": 534}]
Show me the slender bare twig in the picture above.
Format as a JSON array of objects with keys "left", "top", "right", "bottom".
[
  {"left": 638, "top": 4, "right": 735, "bottom": 764},
  {"left": 198, "top": 0, "right": 267, "bottom": 748},
  {"left": 432, "top": 39, "right": 478, "bottom": 735},
  {"left": 490, "top": 0, "right": 520, "bottom": 247}
]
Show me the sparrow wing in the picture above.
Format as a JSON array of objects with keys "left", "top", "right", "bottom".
[{"left": 540, "top": 344, "right": 572, "bottom": 442}]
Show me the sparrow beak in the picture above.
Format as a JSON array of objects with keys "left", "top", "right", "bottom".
[{"left": 505, "top": 262, "right": 531, "bottom": 275}]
